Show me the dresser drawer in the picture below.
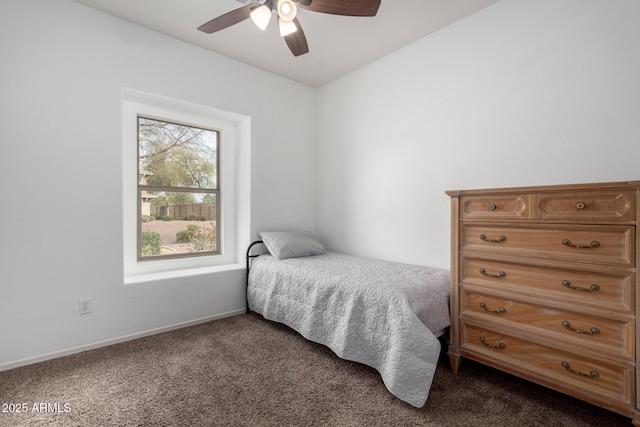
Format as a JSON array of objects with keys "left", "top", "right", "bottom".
[
  {"left": 461, "top": 224, "right": 635, "bottom": 267},
  {"left": 461, "top": 194, "right": 530, "bottom": 219},
  {"left": 462, "top": 258, "right": 635, "bottom": 314},
  {"left": 462, "top": 324, "right": 634, "bottom": 405},
  {"left": 461, "top": 290, "right": 634, "bottom": 359},
  {"left": 536, "top": 190, "right": 636, "bottom": 221}
]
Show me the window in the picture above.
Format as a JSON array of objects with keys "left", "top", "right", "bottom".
[
  {"left": 122, "top": 88, "right": 251, "bottom": 282},
  {"left": 137, "top": 117, "right": 220, "bottom": 260}
]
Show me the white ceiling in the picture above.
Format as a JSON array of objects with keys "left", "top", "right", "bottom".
[{"left": 72, "top": 0, "right": 500, "bottom": 88}]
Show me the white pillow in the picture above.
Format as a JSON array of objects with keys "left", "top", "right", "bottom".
[{"left": 260, "top": 231, "right": 326, "bottom": 260}]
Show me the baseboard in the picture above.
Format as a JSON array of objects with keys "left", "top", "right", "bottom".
[{"left": 0, "top": 309, "right": 247, "bottom": 372}]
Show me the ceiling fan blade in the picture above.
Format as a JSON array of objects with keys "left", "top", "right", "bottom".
[
  {"left": 197, "top": 4, "right": 258, "bottom": 34},
  {"left": 284, "top": 18, "right": 309, "bottom": 57},
  {"left": 297, "top": 0, "right": 381, "bottom": 17}
]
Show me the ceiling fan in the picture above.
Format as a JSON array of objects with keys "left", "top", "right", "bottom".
[{"left": 197, "top": 0, "right": 381, "bottom": 57}]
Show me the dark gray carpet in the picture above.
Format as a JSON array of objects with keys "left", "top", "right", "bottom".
[{"left": 0, "top": 313, "right": 631, "bottom": 426}]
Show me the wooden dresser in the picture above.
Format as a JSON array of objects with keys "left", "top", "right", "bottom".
[{"left": 446, "top": 181, "right": 640, "bottom": 424}]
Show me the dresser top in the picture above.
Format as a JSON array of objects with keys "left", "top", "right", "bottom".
[{"left": 446, "top": 181, "right": 640, "bottom": 197}]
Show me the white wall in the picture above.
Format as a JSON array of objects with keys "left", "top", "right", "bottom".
[
  {"left": 0, "top": 0, "right": 316, "bottom": 369},
  {"left": 316, "top": 0, "right": 640, "bottom": 268}
]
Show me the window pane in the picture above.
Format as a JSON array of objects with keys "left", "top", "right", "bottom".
[
  {"left": 140, "top": 191, "right": 217, "bottom": 258},
  {"left": 138, "top": 117, "right": 218, "bottom": 189}
]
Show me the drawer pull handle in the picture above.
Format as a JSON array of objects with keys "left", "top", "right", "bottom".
[
  {"left": 561, "top": 361, "right": 599, "bottom": 379},
  {"left": 479, "top": 336, "right": 505, "bottom": 349},
  {"left": 562, "top": 239, "right": 600, "bottom": 249},
  {"left": 488, "top": 203, "right": 497, "bottom": 210},
  {"left": 562, "top": 280, "right": 600, "bottom": 292},
  {"left": 562, "top": 320, "right": 600, "bottom": 336},
  {"left": 576, "top": 202, "right": 586, "bottom": 210},
  {"left": 479, "top": 268, "right": 506, "bottom": 278},
  {"left": 480, "top": 302, "right": 506, "bottom": 314},
  {"left": 480, "top": 234, "right": 506, "bottom": 243}
]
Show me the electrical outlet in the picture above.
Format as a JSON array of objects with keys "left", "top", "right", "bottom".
[{"left": 79, "top": 298, "right": 92, "bottom": 315}]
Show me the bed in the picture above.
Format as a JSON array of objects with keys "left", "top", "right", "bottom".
[{"left": 246, "top": 231, "right": 450, "bottom": 408}]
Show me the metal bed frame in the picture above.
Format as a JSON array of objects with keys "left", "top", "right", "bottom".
[{"left": 245, "top": 240, "right": 266, "bottom": 313}]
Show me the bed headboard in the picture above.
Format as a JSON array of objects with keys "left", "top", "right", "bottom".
[
  {"left": 246, "top": 240, "right": 267, "bottom": 270},
  {"left": 246, "top": 240, "right": 267, "bottom": 313}
]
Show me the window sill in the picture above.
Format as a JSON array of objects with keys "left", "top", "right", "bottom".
[{"left": 124, "top": 263, "right": 244, "bottom": 285}]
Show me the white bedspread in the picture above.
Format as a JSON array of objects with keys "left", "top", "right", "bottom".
[{"left": 247, "top": 251, "right": 450, "bottom": 407}]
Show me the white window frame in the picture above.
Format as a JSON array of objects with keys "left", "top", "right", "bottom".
[{"left": 122, "top": 89, "right": 250, "bottom": 283}]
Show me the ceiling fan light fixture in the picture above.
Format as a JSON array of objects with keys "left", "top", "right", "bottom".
[
  {"left": 279, "top": 18, "right": 297, "bottom": 37},
  {"left": 277, "top": 0, "right": 297, "bottom": 22},
  {"left": 250, "top": 4, "right": 272, "bottom": 30}
]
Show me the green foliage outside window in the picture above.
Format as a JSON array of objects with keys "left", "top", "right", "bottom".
[{"left": 141, "top": 231, "right": 162, "bottom": 256}]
